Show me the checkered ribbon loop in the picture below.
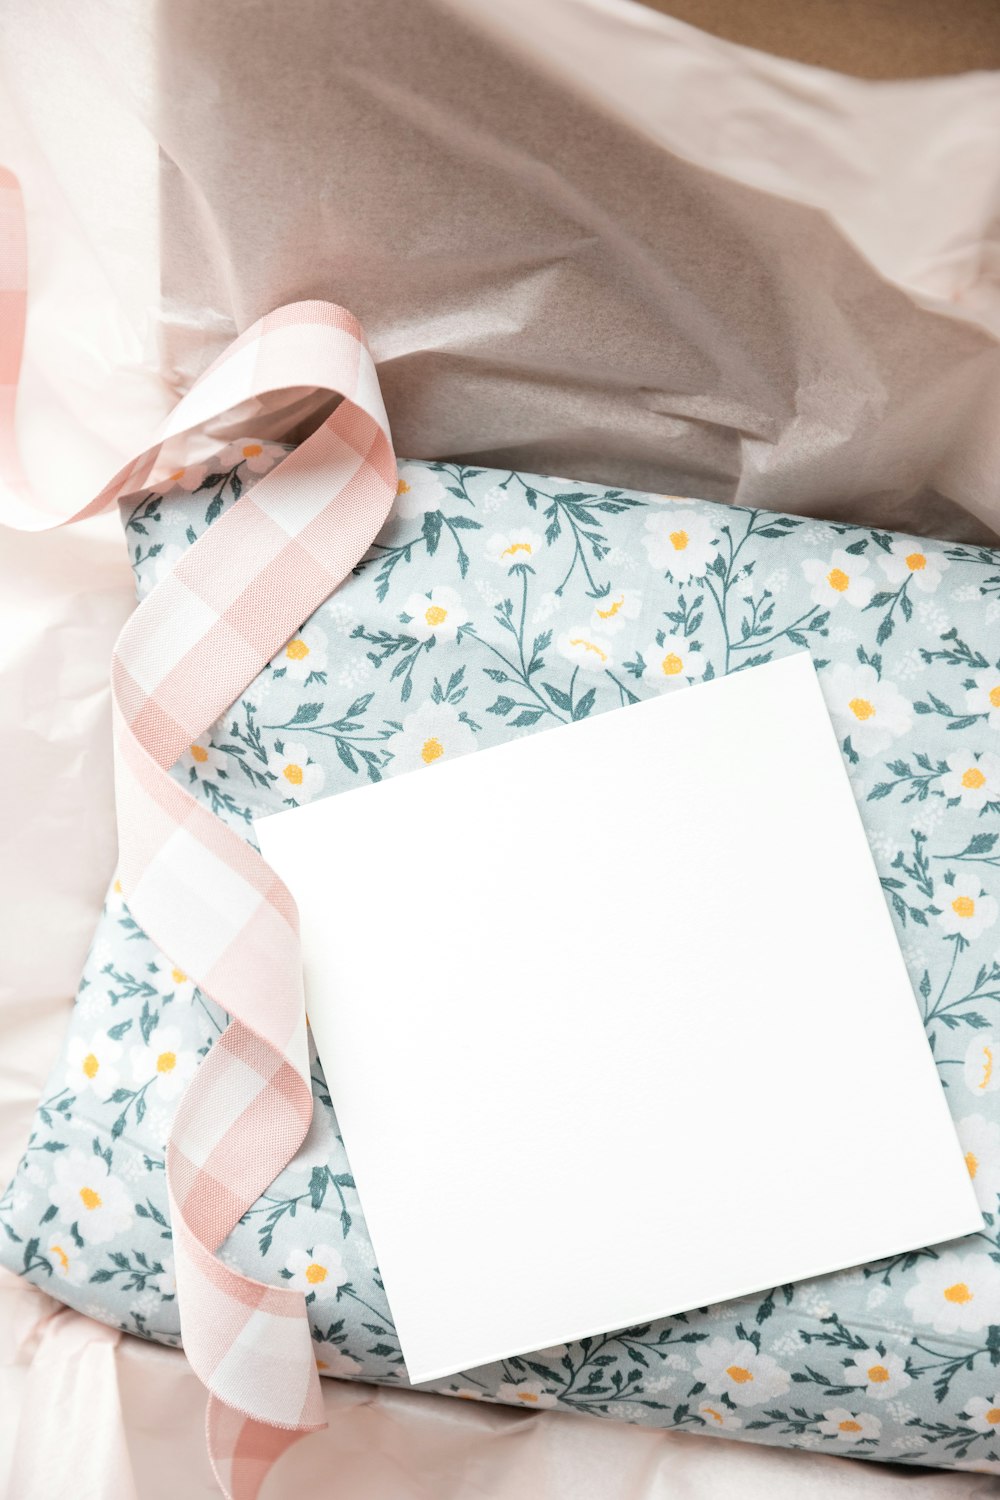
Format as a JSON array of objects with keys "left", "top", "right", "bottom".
[{"left": 1, "top": 167, "right": 398, "bottom": 1495}]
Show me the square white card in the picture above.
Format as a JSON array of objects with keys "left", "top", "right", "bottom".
[{"left": 255, "top": 652, "right": 981, "bottom": 1383}]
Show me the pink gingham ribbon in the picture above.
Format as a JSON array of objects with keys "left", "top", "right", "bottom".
[{"left": 0, "top": 167, "right": 398, "bottom": 1496}]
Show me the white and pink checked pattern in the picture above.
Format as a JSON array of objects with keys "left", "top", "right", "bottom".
[{"left": 1, "top": 167, "right": 398, "bottom": 1496}]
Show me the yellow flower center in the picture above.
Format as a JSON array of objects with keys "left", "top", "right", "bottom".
[
  {"left": 827, "top": 568, "right": 850, "bottom": 592},
  {"left": 157, "top": 1051, "right": 177, "bottom": 1073},
  {"left": 171, "top": 968, "right": 187, "bottom": 984},
  {"left": 316, "top": 1358, "right": 329, "bottom": 1371},
  {"left": 569, "top": 637, "right": 608, "bottom": 662},
  {"left": 966, "top": 1152, "right": 979, "bottom": 1179},
  {"left": 425, "top": 604, "right": 448, "bottom": 627},
  {"left": 169, "top": 469, "right": 186, "bottom": 483},
  {"left": 190, "top": 743, "right": 209, "bottom": 763},
  {"left": 839, "top": 1419, "right": 862, "bottom": 1434},
  {"left": 989, "top": 683, "right": 1000, "bottom": 708},
  {"left": 952, "top": 895, "right": 976, "bottom": 919},
  {"left": 421, "top": 737, "right": 444, "bottom": 765},
  {"left": 669, "top": 530, "right": 689, "bottom": 552},
  {"left": 849, "top": 697, "right": 876, "bottom": 721},
  {"left": 82, "top": 1053, "right": 100, "bottom": 1079},
  {"left": 596, "top": 595, "right": 625, "bottom": 620},
  {"left": 963, "top": 767, "right": 986, "bottom": 790},
  {"left": 516, "top": 1392, "right": 540, "bottom": 1403},
  {"left": 242, "top": 444, "right": 263, "bottom": 458},
  {"left": 986, "top": 1407, "right": 1000, "bottom": 1425},
  {"left": 305, "top": 1261, "right": 328, "bottom": 1285},
  {"left": 944, "top": 1281, "right": 973, "bottom": 1304},
  {"left": 285, "top": 638, "right": 310, "bottom": 660},
  {"left": 501, "top": 542, "right": 533, "bottom": 558},
  {"left": 725, "top": 1365, "right": 753, "bottom": 1384},
  {"left": 79, "top": 1185, "right": 102, "bottom": 1211},
  {"left": 867, "top": 1364, "right": 890, "bottom": 1384},
  {"left": 702, "top": 1406, "right": 725, "bottom": 1424},
  {"left": 113, "top": 880, "right": 122, "bottom": 894},
  {"left": 979, "top": 1046, "right": 994, "bottom": 1092},
  {"left": 283, "top": 763, "right": 304, "bottom": 785},
  {"left": 51, "top": 1243, "right": 69, "bottom": 1272},
  {"left": 396, "top": 479, "right": 411, "bottom": 496},
  {"left": 661, "top": 652, "right": 684, "bottom": 676},
  {"left": 905, "top": 552, "right": 927, "bottom": 571}
]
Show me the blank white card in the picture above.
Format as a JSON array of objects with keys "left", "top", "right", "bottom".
[{"left": 255, "top": 652, "right": 981, "bottom": 1383}]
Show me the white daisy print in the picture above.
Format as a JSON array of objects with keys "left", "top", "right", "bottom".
[
  {"left": 275, "top": 624, "right": 328, "bottom": 683},
  {"left": 273, "top": 741, "right": 326, "bottom": 801},
  {"left": 557, "top": 628, "right": 615, "bottom": 673},
  {"left": 955, "top": 1114, "right": 1000, "bottom": 1210},
  {"left": 878, "top": 541, "right": 949, "bottom": 593},
  {"left": 941, "top": 751, "right": 1000, "bottom": 811},
  {"left": 164, "top": 462, "right": 208, "bottom": 493},
  {"left": 904, "top": 1251, "right": 1000, "bottom": 1334},
  {"left": 693, "top": 1337, "right": 791, "bottom": 1407},
  {"left": 316, "top": 1349, "right": 363, "bottom": 1377},
  {"left": 402, "top": 586, "right": 468, "bottom": 642},
  {"left": 393, "top": 466, "right": 448, "bottom": 519},
  {"left": 964, "top": 1033, "right": 1000, "bottom": 1098},
  {"left": 590, "top": 589, "right": 642, "bottom": 635},
  {"left": 219, "top": 440, "right": 283, "bottom": 476},
  {"left": 486, "top": 530, "right": 544, "bottom": 568},
  {"left": 129, "top": 1024, "right": 198, "bottom": 1101},
  {"left": 46, "top": 1237, "right": 89, "bottom": 1286},
  {"left": 48, "top": 1149, "right": 134, "bottom": 1245},
  {"left": 964, "top": 1395, "right": 1000, "bottom": 1434},
  {"left": 285, "top": 1244, "right": 349, "bottom": 1294},
  {"left": 160, "top": 964, "right": 196, "bottom": 1003},
  {"left": 840, "top": 1350, "right": 911, "bottom": 1401},
  {"left": 640, "top": 634, "right": 706, "bottom": 690},
  {"left": 966, "top": 670, "right": 1000, "bottom": 732},
  {"left": 66, "top": 1032, "right": 122, "bottom": 1098},
  {"left": 642, "top": 509, "right": 716, "bottom": 580},
  {"left": 820, "top": 663, "right": 913, "bottom": 756},
  {"left": 389, "top": 701, "right": 477, "bottom": 772},
  {"left": 817, "top": 1408, "right": 881, "bottom": 1443},
  {"left": 801, "top": 550, "right": 874, "bottom": 610},
  {"left": 937, "top": 873, "right": 998, "bottom": 941},
  {"left": 495, "top": 1381, "right": 559, "bottom": 1409},
  {"left": 697, "top": 1403, "right": 742, "bottom": 1431}
]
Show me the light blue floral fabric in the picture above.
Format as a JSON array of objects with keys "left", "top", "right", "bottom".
[{"left": 3, "top": 444, "right": 1000, "bottom": 1472}]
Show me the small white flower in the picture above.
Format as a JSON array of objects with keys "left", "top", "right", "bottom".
[
  {"left": 840, "top": 1350, "right": 911, "bottom": 1401},
  {"left": 956, "top": 1114, "right": 1000, "bottom": 1210},
  {"left": 801, "top": 550, "right": 873, "bottom": 610},
  {"left": 130, "top": 1024, "right": 198, "bottom": 1101},
  {"left": 642, "top": 510, "right": 716, "bottom": 580},
  {"left": 916, "top": 601, "right": 949, "bottom": 633},
  {"left": 273, "top": 740, "right": 326, "bottom": 801},
  {"left": 964, "top": 1033, "right": 1000, "bottom": 1098},
  {"left": 697, "top": 1403, "right": 742, "bottom": 1431},
  {"left": 66, "top": 1032, "right": 123, "bottom": 1098},
  {"left": 966, "top": 670, "right": 1000, "bottom": 732},
  {"left": 878, "top": 542, "right": 949, "bottom": 593},
  {"left": 820, "top": 663, "right": 912, "bottom": 756},
  {"left": 450, "top": 1386, "right": 485, "bottom": 1401},
  {"left": 392, "top": 466, "right": 449, "bottom": 519},
  {"left": 953, "top": 583, "right": 982, "bottom": 604},
  {"left": 640, "top": 634, "right": 706, "bottom": 690},
  {"left": 159, "top": 964, "right": 196, "bottom": 1003},
  {"left": 904, "top": 1250, "right": 1000, "bottom": 1334},
  {"left": 285, "top": 1244, "right": 349, "bottom": 1294},
  {"left": 49, "top": 1149, "right": 134, "bottom": 1245},
  {"left": 390, "top": 701, "right": 477, "bottom": 772},
  {"left": 937, "top": 873, "right": 998, "bottom": 941},
  {"left": 130, "top": 1290, "right": 162, "bottom": 1319},
  {"left": 495, "top": 1381, "right": 559, "bottom": 1409},
  {"left": 479, "top": 484, "right": 507, "bottom": 515},
  {"left": 274, "top": 624, "right": 328, "bottom": 682},
  {"left": 963, "top": 1394, "right": 1000, "bottom": 1434},
  {"left": 763, "top": 567, "right": 788, "bottom": 594},
  {"left": 220, "top": 440, "right": 284, "bottom": 476},
  {"left": 485, "top": 530, "right": 544, "bottom": 568},
  {"left": 589, "top": 589, "right": 642, "bottom": 636},
  {"left": 46, "top": 1236, "right": 89, "bottom": 1285},
  {"left": 556, "top": 628, "right": 614, "bottom": 673},
  {"left": 183, "top": 737, "right": 229, "bottom": 780},
  {"left": 163, "top": 463, "right": 207, "bottom": 493},
  {"left": 316, "top": 1348, "right": 363, "bottom": 1377},
  {"left": 693, "top": 1337, "right": 790, "bottom": 1408},
  {"left": 531, "top": 591, "right": 563, "bottom": 625},
  {"left": 817, "top": 1408, "right": 881, "bottom": 1443},
  {"left": 402, "top": 586, "right": 468, "bottom": 642}
]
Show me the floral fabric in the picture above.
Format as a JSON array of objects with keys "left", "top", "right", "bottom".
[{"left": 3, "top": 446, "right": 1000, "bottom": 1472}]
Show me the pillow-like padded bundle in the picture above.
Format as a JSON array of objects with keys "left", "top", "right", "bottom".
[{"left": 3, "top": 444, "right": 1000, "bottom": 1471}]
